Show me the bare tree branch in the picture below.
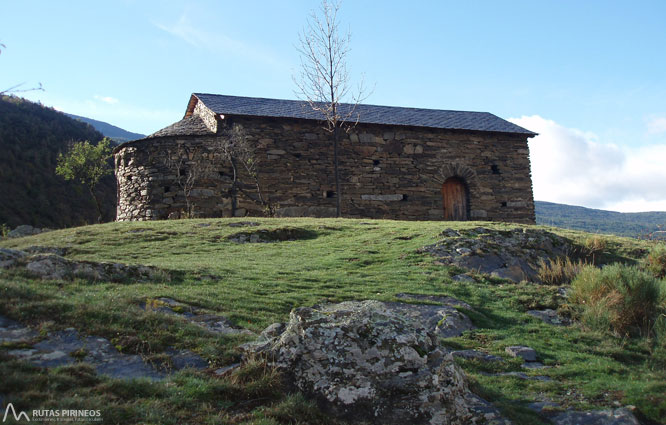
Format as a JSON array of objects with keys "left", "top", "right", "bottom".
[
  {"left": 163, "top": 145, "right": 212, "bottom": 218},
  {"left": 215, "top": 124, "right": 273, "bottom": 216},
  {"left": 293, "top": 0, "right": 371, "bottom": 217},
  {"left": 0, "top": 42, "right": 45, "bottom": 95},
  {"left": 1, "top": 81, "right": 44, "bottom": 96}
]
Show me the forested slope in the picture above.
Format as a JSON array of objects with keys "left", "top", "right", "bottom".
[{"left": 0, "top": 96, "right": 116, "bottom": 228}]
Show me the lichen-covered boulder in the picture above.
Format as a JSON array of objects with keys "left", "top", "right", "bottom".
[
  {"left": 3, "top": 249, "right": 165, "bottom": 282},
  {"left": 392, "top": 293, "right": 475, "bottom": 338},
  {"left": 7, "top": 224, "right": 45, "bottom": 238},
  {"left": 245, "top": 300, "right": 498, "bottom": 425},
  {"left": 0, "top": 248, "right": 27, "bottom": 269},
  {"left": 24, "top": 254, "right": 75, "bottom": 280},
  {"left": 421, "top": 227, "right": 573, "bottom": 283}
]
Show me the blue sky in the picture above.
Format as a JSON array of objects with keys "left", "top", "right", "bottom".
[{"left": 3, "top": 1, "right": 666, "bottom": 211}]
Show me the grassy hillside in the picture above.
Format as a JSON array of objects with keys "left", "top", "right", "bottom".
[
  {"left": 1, "top": 218, "right": 664, "bottom": 424},
  {"left": 0, "top": 96, "right": 116, "bottom": 229},
  {"left": 536, "top": 200, "right": 666, "bottom": 238},
  {"left": 65, "top": 113, "right": 145, "bottom": 143}
]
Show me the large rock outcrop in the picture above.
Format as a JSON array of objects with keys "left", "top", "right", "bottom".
[
  {"left": 421, "top": 227, "right": 573, "bottom": 282},
  {"left": 0, "top": 315, "right": 207, "bottom": 380},
  {"left": 6, "top": 224, "right": 48, "bottom": 238},
  {"left": 0, "top": 247, "right": 164, "bottom": 281},
  {"left": 244, "top": 300, "right": 507, "bottom": 425}
]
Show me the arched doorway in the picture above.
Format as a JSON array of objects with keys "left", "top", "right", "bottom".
[{"left": 441, "top": 177, "right": 468, "bottom": 220}]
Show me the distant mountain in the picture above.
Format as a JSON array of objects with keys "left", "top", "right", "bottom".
[
  {"left": 65, "top": 113, "right": 145, "bottom": 143},
  {"left": 535, "top": 201, "right": 666, "bottom": 238},
  {"left": 0, "top": 96, "right": 116, "bottom": 228}
]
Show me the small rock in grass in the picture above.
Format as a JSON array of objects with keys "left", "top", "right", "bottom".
[
  {"left": 141, "top": 297, "right": 254, "bottom": 336},
  {"left": 527, "top": 309, "right": 570, "bottom": 326},
  {"left": 550, "top": 408, "right": 640, "bottom": 425},
  {"left": 491, "top": 263, "right": 527, "bottom": 282},
  {"left": 527, "top": 401, "right": 561, "bottom": 414},
  {"left": 214, "top": 363, "right": 241, "bottom": 376},
  {"left": 452, "top": 274, "right": 475, "bottom": 283},
  {"left": 7, "top": 225, "right": 44, "bottom": 238},
  {"left": 450, "top": 350, "right": 503, "bottom": 363},
  {"left": 485, "top": 371, "right": 552, "bottom": 382},
  {"left": 166, "top": 348, "right": 209, "bottom": 370},
  {"left": 0, "top": 315, "right": 38, "bottom": 343},
  {"left": 557, "top": 287, "right": 570, "bottom": 298},
  {"left": 228, "top": 222, "right": 260, "bottom": 227},
  {"left": 0, "top": 248, "right": 27, "bottom": 269},
  {"left": 24, "top": 246, "right": 68, "bottom": 256},
  {"left": 521, "top": 362, "right": 547, "bottom": 370},
  {"left": 505, "top": 346, "right": 538, "bottom": 362}
]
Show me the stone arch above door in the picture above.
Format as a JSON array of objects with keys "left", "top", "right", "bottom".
[{"left": 439, "top": 163, "right": 478, "bottom": 189}]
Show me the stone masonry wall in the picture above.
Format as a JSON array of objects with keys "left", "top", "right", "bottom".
[{"left": 115, "top": 114, "right": 535, "bottom": 223}]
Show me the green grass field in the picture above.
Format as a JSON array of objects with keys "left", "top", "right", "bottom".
[{"left": 1, "top": 218, "right": 664, "bottom": 424}]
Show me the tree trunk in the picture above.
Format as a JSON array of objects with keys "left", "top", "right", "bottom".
[
  {"left": 333, "top": 125, "right": 341, "bottom": 217},
  {"left": 230, "top": 158, "right": 238, "bottom": 217},
  {"left": 89, "top": 186, "right": 103, "bottom": 224}
]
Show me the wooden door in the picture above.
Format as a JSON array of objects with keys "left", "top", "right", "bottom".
[{"left": 442, "top": 177, "right": 468, "bottom": 220}]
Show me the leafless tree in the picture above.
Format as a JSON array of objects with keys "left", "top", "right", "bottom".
[
  {"left": 216, "top": 124, "right": 273, "bottom": 216},
  {"left": 0, "top": 42, "right": 44, "bottom": 95},
  {"left": 163, "top": 145, "right": 213, "bottom": 218},
  {"left": 294, "top": 0, "right": 368, "bottom": 217}
]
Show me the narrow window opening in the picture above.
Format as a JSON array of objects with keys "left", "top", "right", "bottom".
[
  {"left": 501, "top": 201, "right": 507, "bottom": 207},
  {"left": 373, "top": 159, "right": 380, "bottom": 166},
  {"left": 293, "top": 153, "right": 302, "bottom": 159},
  {"left": 491, "top": 164, "right": 500, "bottom": 174},
  {"left": 324, "top": 190, "right": 336, "bottom": 199}
]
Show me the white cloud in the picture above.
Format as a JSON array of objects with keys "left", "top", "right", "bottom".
[
  {"left": 510, "top": 115, "right": 666, "bottom": 212},
  {"left": 154, "top": 14, "right": 223, "bottom": 50},
  {"left": 94, "top": 95, "right": 119, "bottom": 104},
  {"left": 646, "top": 115, "right": 666, "bottom": 134},
  {"left": 152, "top": 12, "right": 285, "bottom": 67},
  {"left": 604, "top": 199, "right": 666, "bottom": 213}
]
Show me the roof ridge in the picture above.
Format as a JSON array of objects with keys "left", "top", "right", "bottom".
[
  {"left": 191, "top": 93, "right": 537, "bottom": 136},
  {"left": 193, "top": 92, "right": 493, "bottom": 116}
]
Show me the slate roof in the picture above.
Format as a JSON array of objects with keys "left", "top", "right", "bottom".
[
  {"left": 147, "top": 115, "right": 212, "bottom": 138},
  {"left": 192, "top": 93, "right": 536, "bottom": 136},
  {"left": 112, "top": 115, "right": 214, "bottom": 153}
]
